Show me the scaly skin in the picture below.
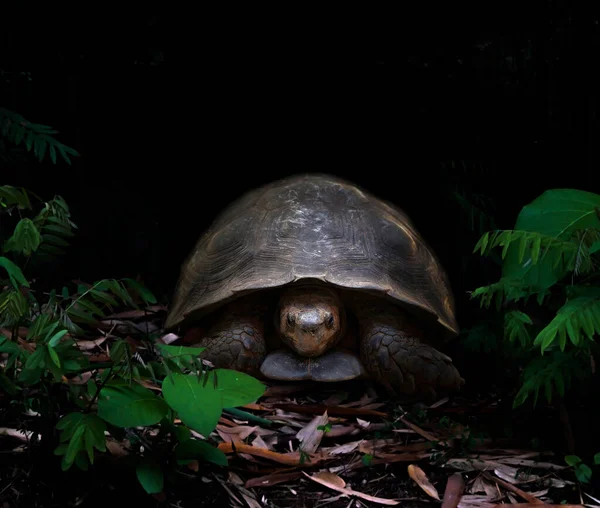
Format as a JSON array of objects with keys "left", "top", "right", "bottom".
[
  {"left": 192, "top": 302, "right": 267, "bottom": 377},
  {"left": 352, "top": 296, "right": 464, "bottom": 401}
]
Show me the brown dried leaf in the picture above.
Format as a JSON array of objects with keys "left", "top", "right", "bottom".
[
  {"left": 407, "top": 464, "right": 440, "bottom": 501},
  {"left": 273, "top": 403, "right": 387, "bottom": 418},
  {"left": 75, "top": 337, "right": 107, "bottom": 350},
  {"left": 302, "top": 471, "right": 399, "bottom": 505},
  {"left": 0, "top": 427, "right": 38, "bottom": 442},
  {"left": 296, "top": 411, "right": 328, "bottom": 454},
  {"left": 328, "top": 440, "right": 362, "bottom": 456},
  {"left": 251, "top": 435, "right": 268, "bottom": 449},
  {"left": 398, "top": 416, "right": 439, "bottom": 442},
  {"left": 66, "top": 371, "right": 93, "bottom": 385},
  {"left": 441, "top": 473, "right": 464, "bottom": 508},
  {"left": 218, "top": 425, "right": 258, "bottom": 440},
  {"left": 482, "top": 472, "right": 544, "bottom": 504},
  {"left": 245, "top": 472, "right": 302, "bottom": 489},
  {"left": 106, "top": 438, "right": 129, "bottom": 456},
  {"left": 218, "top": 442, "right": 328, "bottom": 466}
]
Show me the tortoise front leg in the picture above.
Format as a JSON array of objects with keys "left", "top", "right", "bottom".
[
  {"left": 353, "top": 301, "right": 463, "bottom": 401},
  {"left": 189, "top": 302, "right": 267, "bottom": 378}
]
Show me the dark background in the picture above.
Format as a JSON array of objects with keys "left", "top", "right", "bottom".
[{"left": 2, "top": 5, "right": 599, "bottom": 329}]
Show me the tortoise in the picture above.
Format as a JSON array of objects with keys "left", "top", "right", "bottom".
[{"left": 165, "top": 174, "right": 463, "bottom": 399}]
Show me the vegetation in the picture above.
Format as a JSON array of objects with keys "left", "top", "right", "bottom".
[
  {"left": 0, "top": 110, "right": 266, "bottom": 497},
  {"left": 469, "top": 188, "right": 600, "bottom": 408}
]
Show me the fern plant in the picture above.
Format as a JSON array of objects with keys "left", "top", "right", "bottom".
[
  {"left": 470, "top": 189, "right": 600, "bottom": 407},
  {"left": 0, "top": 185, "right": 77, "bottom": 268},
  {"left": 0, "top": 107, "right": 79, "bottom": 165}
]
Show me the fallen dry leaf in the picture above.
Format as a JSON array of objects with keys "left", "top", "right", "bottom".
[
  {"left": 328, "top": 440, "right": 362, "bottom": 455},
  {"left": 75, "top": 337, "right": 108, "bottom": 350},
  {"left": 302, "top": 471, "right": 400, "bottom": 505},
  {"left": 296, "top": 411, "right": 328, "bottom": 454},
  {"left": 482, "top": 472, "right": 544, "bottom": 504},
  {"left": 398, "top": 415, "right": 439, "bottom": 442},
  {"left": 245, "top": 472, "right": 302, "bottom": 489},
  {"left": 407, "top": 464, "right": 441, "bottom": 501},
  {"left": 218, "top": 442, "right": 328, "bottom": 466},
  {"left": 273, "top": 403, "right": 387, "bottom": 418},
  {"left": 0, "top": 427, "right": 38, "bottom": 442},
  {"left": 441, "top": 473, "right": 464, "bottom": 508}
]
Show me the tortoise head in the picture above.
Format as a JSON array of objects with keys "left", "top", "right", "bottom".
[{"left": 277, "top": 284, "right": 343, "bottom": 357}]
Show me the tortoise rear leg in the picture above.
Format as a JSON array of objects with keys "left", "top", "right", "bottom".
[
  {"left": 188, "top": 301, "right": 267, "bottom": 378},
  {"left": 352, "top": 299, "right": 463, "bottom": 401}
]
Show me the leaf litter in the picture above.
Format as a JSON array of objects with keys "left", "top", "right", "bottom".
[{"left": 4, "top": 307, "right": 598, "bottom": 508}]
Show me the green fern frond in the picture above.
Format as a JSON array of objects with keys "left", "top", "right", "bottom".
[
  {"left": 475, "top": 228, "right": 600, "bottom": 279},
  {"left": 0, "top": 288, "right": 29, "bottom": 327},
  {"left": 474, "top": 229, "right": 578, "bottom": 263},
  {"left": 31, "top": 196, "right": 77, "bottom": 260},
  {"left": 571, "top": 228, "right": 600, "bottom": 275},
  {"left": 513, "top": 349, "right": 585, "bottom": 407},
  {"left": 504, "top": 310, "right": 533, "bottom": 347},
  {"left": 470, "top": 277, "right": 545, "bottom": 309},
  {"left": 534, "top": 295, "right": 600, "bottom": 353},
  {"left": 0, "top": 108, "right": 79, "bottom": 165}
]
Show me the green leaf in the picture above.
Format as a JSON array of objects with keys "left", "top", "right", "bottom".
[
  {"left": 4, "top": 218, "right": 41, "bottom": 256},
  {"left": 575, "top": 463, "right": 592, "bottom": 484},
  {"left": 534, "top": 297, "right": 600, "bottom": 353},
  {"left": 136, "top": 459, "right": 164, "bottom": 494},
  {"left": 594, "top": 453, "right": 600, "bottom": 465},
  {"left": 41, "top": 234, "right": 71, "bottom": 247},
  {"left": 97, "top": 380, "right": 169, "bottom": 428},
  {"left": 161, "top": 373, "right": 223, "bottom": 437},
  {"left": 565, "top": 454, "right": 582, "bottom": 466},
  {"left": 123, "top": 278, "right": 157, "bottom": 304},
  {"left": 63, "top": 425, "right": 85, "bottom": 470},
  {"left": 175, "top": 438, "right": 228, "bottom": 466},
  {"left": 0, "top": 185, "right": 31, "bottom": 208},
  {"left": 157, "top": 344, "right": 206, "bottom": 358},
  {"left": 0, "top": 256, "right": 29, "bottom": 288},
  {"left": 502, "top": 189, "right": 600, "bottom": 291},
  {"left": 209, "top": 369, "right": 265, "bottom": 408},
  {"left": 48, "top": 329, "right": 69, "bottom": 347},
  {"left": 47, "top": 345, "right": 61, "bottom": 367}
]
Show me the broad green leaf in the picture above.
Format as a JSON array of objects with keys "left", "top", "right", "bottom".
[
  {"left": 161, "top": 373, "right": 222, "bottom": 437},
  {"left": 208, "top": 369, "right": 265, "bottom": 408},
  {"left": 175, "top": 438, "right": 228, "bottom": 466},
  {"left": 0, "top": 257, "right": 29, "bottom": 288},
  {"left": 98, "top": 380, "right": 169, "bottom": 428},
  {"left": 4, "top": 218, "right": 41, "bottom": 256},
  {"left": 565, "top": 455, "right": 582, "bottom": 466},
  {"left": 575, "top": 464, "right": 592, "bottom": 484},
  {"left": 502, "top": 189, "right": 600, "bottom": 291},
  {"left": 594, "top": 453, "right": 600, "bottom": 465},
  {"left": 136, "top": 459, "right": 164, "bottom": 494}
]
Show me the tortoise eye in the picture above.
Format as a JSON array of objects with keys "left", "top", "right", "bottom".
[
  {"left": 286, "top": 314, "right": 295, "bottom": 327},
  {"left": 325, "top": 314, "right": 334, "bottom": 328}
]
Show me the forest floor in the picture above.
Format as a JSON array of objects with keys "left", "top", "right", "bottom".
[{"left": 1, "top": 308, "right": 598, "bottom": 508}]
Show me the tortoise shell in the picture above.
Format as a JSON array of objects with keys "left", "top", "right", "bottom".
[{"left": 165, "top": 174, "right": 458, "bottom": 338}]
